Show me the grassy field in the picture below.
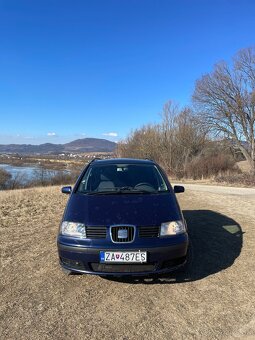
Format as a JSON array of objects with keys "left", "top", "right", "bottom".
[{"left": 0, "top": 186, "right": 255, "bottom": 339}]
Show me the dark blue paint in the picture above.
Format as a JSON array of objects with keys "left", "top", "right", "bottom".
[
  {"left": 57, "top": 158, "right": 189, "bottom": 276},
  {"left": 64, "top": 192, "right": 181, "bottom": 226}
]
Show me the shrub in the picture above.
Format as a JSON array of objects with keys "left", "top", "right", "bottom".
[
  {"left": 184, "top": 154, "right": 236, "bottom": 179},
  {"left": 0, "top": 168, "right": 12, "bottom": 189},
  {"left": 27, "top": 170, "right": 79, "bottom": 188}
]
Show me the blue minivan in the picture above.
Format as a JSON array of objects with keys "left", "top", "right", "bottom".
[{"left": 57, "top": 158, "right": 188, "bottom": 276}]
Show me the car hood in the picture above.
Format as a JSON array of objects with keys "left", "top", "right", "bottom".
[{"left": 63, "top": 192, "right": 182, "bottom": 226}]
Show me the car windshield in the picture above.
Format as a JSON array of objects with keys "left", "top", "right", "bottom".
[{"left": 77, "top": 163, "right": 169, "bottom": 194}]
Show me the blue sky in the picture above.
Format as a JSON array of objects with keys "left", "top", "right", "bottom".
[{"left": 0, "top": 0, "right": 255, "bottom": 144}]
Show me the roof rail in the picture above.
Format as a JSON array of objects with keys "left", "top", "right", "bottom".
[{"left": 89, "top": 157, "right": 101, "bottom": 163}]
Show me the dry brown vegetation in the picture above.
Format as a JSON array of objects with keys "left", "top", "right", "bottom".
[
  {"left": 193, "top": 47, "right": 255, "bottom": 173},
  {"left": 118, "top": 47, "right": 255, "bottom": 181},
  {"left": 117, "top": 101, "right": 239, "bottom": 180},
  {"left": 1, "top": 186, "right": 255, "bottom": 339},
  {"left": 215, "top": 172, "right": 255, "bottom": 186}
]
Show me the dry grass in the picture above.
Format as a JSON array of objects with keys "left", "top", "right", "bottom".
[
  {"left": 0, "top": 186, "right": 255, "bottom": 339},
  {"left": 236, "top": 160, "right": 251, "bottom": 173},
  {"left": 215, "top": 173, "right": 255, "bottom": 187}
]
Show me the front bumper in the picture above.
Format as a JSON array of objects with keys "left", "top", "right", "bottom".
[{"left": 57, "top": 240, "right": 189, "bottom": 276}]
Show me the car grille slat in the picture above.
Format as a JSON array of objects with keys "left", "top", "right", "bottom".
[
  {"left": 111, "top": 225, "right": 135, "bottom": 243},
  {"left": 91, "top": 263, "right": 155, "bottom": 273},
  {"left": 139, "top": 226, "right": 160, "bottom": 238},
  {"left": 86, "top": 226, "right": 107, "bottom": 239}
]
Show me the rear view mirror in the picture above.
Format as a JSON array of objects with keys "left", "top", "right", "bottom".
[
  {"left": 174, "top": 185, "right": 185, "bottom": 193},
  {"left": 61, "top": 186, "right": 72, "bottom": 194}
]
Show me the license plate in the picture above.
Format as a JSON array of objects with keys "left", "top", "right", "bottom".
[{"left": 100, "top": 251, "right": 147, "bottom": 263}]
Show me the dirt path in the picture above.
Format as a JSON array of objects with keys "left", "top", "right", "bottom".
[
  {"left": 174, "top": 182, "right": 255, "bottom": 197},
  {"left": 0, "top": 185, "right": 255, "bottom": 340}
]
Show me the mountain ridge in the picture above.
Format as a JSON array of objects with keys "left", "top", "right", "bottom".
[{"left": 0, "top": 138, "right": 116, "bottom": 154}]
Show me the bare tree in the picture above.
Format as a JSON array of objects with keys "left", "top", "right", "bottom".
[
  {"left": 8, "top": 172, "right": 27, "bottom": 190},
  {"left": 157, "top": 101, "right": 207, "bottom": 176},
  {"left": 174, "top": 108, "right": 207, "bottom": 176},
  {"left": 158, "top": 101, "right": 178, "bottom": 174},
  {"left": 33, "top": 168, "right": 52, "bottom": 186},
  {"left": 117, "top": 124, "right": 161, "bottom": 161},
  {"left": 193, "top": 47, "right": 255, "bottom": 173},
  {"left": 118, "top": 100, "right": 207, "bottom": 178}
]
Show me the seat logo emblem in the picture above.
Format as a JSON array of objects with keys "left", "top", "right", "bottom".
[{"left": 118, "top": 229, "right": 128, "bottom": 238}]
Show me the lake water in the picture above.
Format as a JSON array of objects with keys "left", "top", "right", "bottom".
[{"left": 0, "top": 163, "right": 68, "bottom": 183}]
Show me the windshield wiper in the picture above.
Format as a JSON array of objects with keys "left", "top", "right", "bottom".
[
  {"left": 132, "top": 189, "right": 159, "bottom": 194},
  {"left": 81, "top": 187, "right": 161, "bottom": 195},
  {"left": 88, "top": 188, "right": 137, "bottom": 195},
  {"left": 117, "top": 186, "right": 133, "bottom": 191},
  {"left": 115, "top": 187, "right": 156, "bottom": 194},
  {"left": 85, "top": 190, "right": 120, "bottom": 195},
  {"left": 116, "top": 187, "right": 159, "bottom": 194}
]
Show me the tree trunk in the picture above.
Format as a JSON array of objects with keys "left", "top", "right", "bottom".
[
  {"left": 250, "top": 145, "right": 255, "bottom": 174},
  {"left": 236, "top": 142, "right": 255, "bottom": 174}
]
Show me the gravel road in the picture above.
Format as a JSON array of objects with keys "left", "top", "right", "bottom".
[
  {"left": 174, "top": 183, "right": 255, "bottom": 197},
  {"left": 0, "top": 185, "right": 255, "bottom": 340}
]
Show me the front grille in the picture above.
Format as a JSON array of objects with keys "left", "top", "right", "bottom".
[
  {"left": 139, "top": 226, "right": 160, "bottom": 238},
  {"left": 111, "top": 225, "right": 135, "bottom": 243},
  {"left": 86, "top": 226, "right": 107, "bottom": 239},
  {"left": 90, "top": 263, "right": 155, "bottom": 273}
]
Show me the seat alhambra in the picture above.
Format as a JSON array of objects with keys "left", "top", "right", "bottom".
[{"left": 57, "top": 158, "right": 188, "bottom": 276}]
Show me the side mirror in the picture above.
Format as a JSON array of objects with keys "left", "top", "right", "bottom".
[
  {"left": 174, "top": 185, "right": 185, "bottom": 193},
  {"left": 61, "top": 186, "right": 72, "bottom": 194}
]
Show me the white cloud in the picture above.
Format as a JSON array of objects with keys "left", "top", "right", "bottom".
[
  {"left": 102, "top": 132, "right": 118, "bottom": 137},
  {"left": 47, "top": 132, "right": 57, "bottom": 136}
]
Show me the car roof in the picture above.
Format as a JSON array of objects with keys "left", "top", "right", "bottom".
[{"left": 89, "top": 158, "right": 156, "bottom": 166}]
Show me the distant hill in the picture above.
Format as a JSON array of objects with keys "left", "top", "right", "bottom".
[
  {"left": 64, "top": 138, "right": 116, "bottom": 152},
  {"left": 0, "top": 138, "right": 116, "bottom": 154}
]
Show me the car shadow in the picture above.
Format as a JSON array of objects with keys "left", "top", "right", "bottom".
[{"left": 103, "top": 210, "right": 243, "bottom": 284}]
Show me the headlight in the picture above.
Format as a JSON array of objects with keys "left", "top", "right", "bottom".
[
  {"left": 60, "top": 221, "right": 86, "bottom": 238},
  {"left": 160, "top": 220, "right": 186, "bottom": 236}
]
